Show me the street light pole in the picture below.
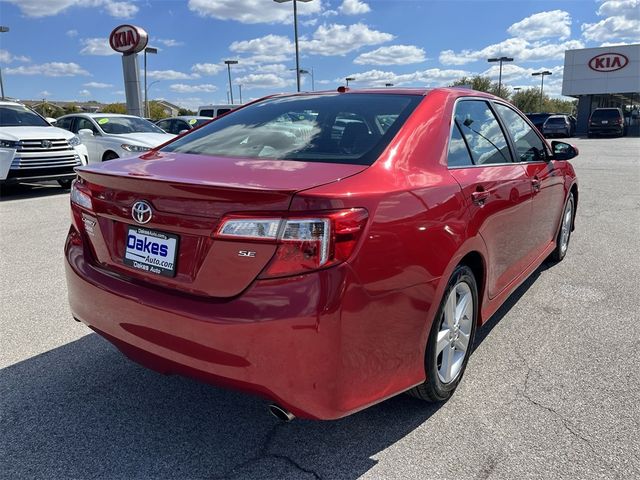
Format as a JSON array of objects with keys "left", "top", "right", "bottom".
[
  {"left": 144, "top": 46, "right": 158, "bottom": 118},
  {"left": 224, "top": 60, "right": 238, "bottom": 104},
  {"left": 487, "top": 56, "right": 513, "bottom": 97},
  {"left": 532, "top": 70, "right": 552, "bottom": 111},
  {"left": 346, "top": 77, "right": 355, "bottom": 87},
  {"left": 274, "top": 0, "right": 312, "bottom": 92},
  {"left": 512, "top": 87, "right": 521, "bottom": 108},
  {"left": 0, "top": 26, "right": 10, "bottom": 99},
  {"left": 238, "top": 84, "right": 242, "bottom": 104}
]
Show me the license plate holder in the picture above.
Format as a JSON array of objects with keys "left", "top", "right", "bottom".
[{"left": 124, "top": 226, "right": 179, "bottom": 277}]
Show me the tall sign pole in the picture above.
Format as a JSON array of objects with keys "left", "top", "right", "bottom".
[{"left": 109, "top": 24, "right": 148, "bottom": 116}]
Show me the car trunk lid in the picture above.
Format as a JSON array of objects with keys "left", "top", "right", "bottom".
[{"left": 74, "top": 152, "right": 366, "bottom": 298}]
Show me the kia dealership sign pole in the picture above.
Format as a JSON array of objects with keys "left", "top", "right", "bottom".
[{"left": 109, "top": 24, "right": 148, "bottom": 117}]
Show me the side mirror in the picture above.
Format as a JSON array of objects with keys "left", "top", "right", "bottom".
[
  {"left": 78, "top": 129, "right": 94, "bottom": 137},
  {"left": 46, "top": 117, "right": 57, "bottom": 125},
  {"left": 178, "top": 129, "right": 189, "bottom": 135},
  {"left": 551, "top": 141, "right": 578, "bottom": 160}
]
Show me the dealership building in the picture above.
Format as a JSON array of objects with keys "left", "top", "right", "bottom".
[{"left": 562, "top": 43, "right": 640, "bottom": 136}]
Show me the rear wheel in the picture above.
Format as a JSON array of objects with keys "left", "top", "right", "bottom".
[
  {"left": 549, "top": 193, "right": 574, "bottom": 262},
  {"left": 408, "top": 265, "right": 478, "bottom": 402}
]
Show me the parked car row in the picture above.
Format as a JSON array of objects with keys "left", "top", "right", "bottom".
[{"left": 526, "top": 108, "right": 626, "bottom": 138}]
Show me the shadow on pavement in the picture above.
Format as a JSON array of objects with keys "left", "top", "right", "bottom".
[
  {"left": 1, "top": 264, "right": 548, "bottom": 479},
  {"left": 0, "top": 181, "right": 69, "bottom": 201}
]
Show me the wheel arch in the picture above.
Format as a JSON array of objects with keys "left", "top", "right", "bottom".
[
  {"left": 102, "top": 150, "right": 118, "bottom": 161},
  {"left": 458, "top": 251, "right": 486, "bottom": 327},
  {"left": 570, "top": 182, "right": 578, "bottom": 231}
]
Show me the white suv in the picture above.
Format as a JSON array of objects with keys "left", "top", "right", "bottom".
[
  {"left": 0, "top": 101, "right": 88, "bottom": 188},
  {"left": 56, "top": 113, "right": 174, "bottom": 163}
]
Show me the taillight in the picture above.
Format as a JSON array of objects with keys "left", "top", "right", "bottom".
[
  {"left": 70, "top": 178, "right": 92, "bottom": 210},
  {"left": 216, "top": 208, "right": 368, "bottom": 278}
]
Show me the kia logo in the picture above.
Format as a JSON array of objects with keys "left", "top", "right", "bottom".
[
  {"left": 132, "top": 201, "right": 153, "bottom": 224},
  {"left": 588, "top": 53, "right": 629, "bottom": 72},
  {"left": 109, "top": 24, "right": 148, "bottom": 55}
]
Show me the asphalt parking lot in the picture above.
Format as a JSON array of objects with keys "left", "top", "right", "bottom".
[{"left": 1, "top": 137, "right": 639, "bottom": 480}]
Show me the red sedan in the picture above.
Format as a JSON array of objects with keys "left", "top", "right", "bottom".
[{"left": 65, "top": 88, "right": 578, "bottom": 420}]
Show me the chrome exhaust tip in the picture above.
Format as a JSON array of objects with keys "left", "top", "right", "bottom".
[{"left": 268, "top": 403, "right": 295, "bottom": 422}]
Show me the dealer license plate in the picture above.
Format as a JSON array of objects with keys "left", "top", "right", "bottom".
[{"left": 124, "top": 226, "right": 178, "bottom": 277}]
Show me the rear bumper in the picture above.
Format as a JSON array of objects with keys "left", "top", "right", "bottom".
[
  {"left": 588, "top": 126, "right": 624, "bottom": 136},
  {"left": 65, "top": 226, "right": 433, "bottom": 419}
]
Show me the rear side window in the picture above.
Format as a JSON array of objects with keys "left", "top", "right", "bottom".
[
  {"left": 494, "top": 104, "right": 547, "bottom": 162},
  {"left": 454, "top": 100, "right": 511, "bottom": 165},
  {"left": 447, "top": 124, "right": 473, "bottom": 167},
  {"left": 216, "top": 108, "right": 231, "bottom": 116},
  {"left": 57, "top": 117, "right": 74, "bottom": 131},
  {"left": 200, "top": 109, "right": 214, "bottom": 118},
  {"left": 163, "top": 94, "right": 422, "bottom": 165}
]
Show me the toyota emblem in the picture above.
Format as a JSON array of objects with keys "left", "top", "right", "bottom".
[
  {"left": 132, "top": 201, "right": 153, "bottom": 224},
  {"left": 41, "top": 140, "right": 52, "bottom": 149}
]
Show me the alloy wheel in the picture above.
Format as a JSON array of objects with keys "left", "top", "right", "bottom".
[
  {"left": 436, "top": 282, "right": 473, "bottom": 384},
  {"left": 560, "top": 197, "right": 573, "bottom": 255}
]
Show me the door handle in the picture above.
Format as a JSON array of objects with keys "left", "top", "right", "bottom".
[
  {"left": 471, "top": 190, "right": 490, "bottom": 206},
  {"left": 532, "top": 177, "right": 541, "bottom": 191}
]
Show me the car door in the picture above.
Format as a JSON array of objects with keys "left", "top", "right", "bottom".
[
  {"left": 156, "top": 119, "right": 171, "bottom": 133},
  {"left": 493, "top": 103, "right": 565, "bottom": 260},
  {"left": 174, "top": 120, "right": 190, "bottom": 134},
  {"left": 448, "top": 99, "right": 533, "bottom": 298},
  {"left": 73, "top": 117, "right": 100, "bottom": 162}
]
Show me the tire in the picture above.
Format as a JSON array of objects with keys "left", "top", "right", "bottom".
[
  {"left": 57, "top": 179, "right": 73, "bottom": 189},
  {"left": 549, "top": 193, "right": 574, "bottom": 263},
  {"left": 103, "top": 151, "right": 119, "bottom": 161},
  {"left": 408, "top": 265, "right": 478, "bottom": 402}
]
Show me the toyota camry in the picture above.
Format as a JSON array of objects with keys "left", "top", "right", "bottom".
[{"left": 65, "top": 88, "right": 578, "bottom": 420}]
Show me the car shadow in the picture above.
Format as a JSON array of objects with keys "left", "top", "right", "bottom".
[
  {"left": 0, "top": 181, "right": 69, "bottom": 201},
  {"left": 1, "top": 264, "right": 548, "bottom": 479}
]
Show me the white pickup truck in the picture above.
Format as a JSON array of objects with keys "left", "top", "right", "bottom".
[{"left": 0, "top": 101, "right": 88, "bottom": 188}]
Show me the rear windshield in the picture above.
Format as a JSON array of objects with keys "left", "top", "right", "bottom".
[
  {"left": 591, "top": 109, "right": 621, "bottom": 120},
  {"left": 546, "top": 117, "right": 566, "bottom": 125},
  {"left": 162, "top": 94, "right": 422, "bottom": 165}
]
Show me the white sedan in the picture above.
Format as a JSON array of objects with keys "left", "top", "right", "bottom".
[{"left": 56, "top": 113, "right": 175, "bottom": 163}]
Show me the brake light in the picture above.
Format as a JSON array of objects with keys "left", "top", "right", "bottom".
[
  {"left": 217, "top": 208, "right": 368, "bottom": 278},
  {"left": 70, "top": 178, "right": 93, "bottom": 210}
]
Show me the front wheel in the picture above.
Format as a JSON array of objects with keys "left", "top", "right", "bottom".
[
  {"left": 549, "top": 193, "right": 574, "bottom": 262},
  {"left": 408, "top": 265, "right": 478, "bottom": 402}
]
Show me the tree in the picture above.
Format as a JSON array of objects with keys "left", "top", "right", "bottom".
[
  {"left": 148, "top": 101, "right": 167, "bottom": 120},
  {"left": 101, "top": 103, "right": 127, "bottom": 114},
  {"left": 178, "top": 107, "right": 195, "bottom": 116},
  {"left": 449, "top": 75, "right": 509, "bottom": 99},
  {"left": 511, "top": 88, "right": 576, "bottom": 113}
]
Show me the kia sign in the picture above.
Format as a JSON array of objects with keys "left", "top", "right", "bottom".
[
  {"left": 109, "top": 24, "right": 148, "bottom": 55},
  {"left": 588, "top": 53, "right": 629, "bottom": 72}
]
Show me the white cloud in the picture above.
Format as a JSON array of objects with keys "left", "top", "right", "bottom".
[
  {"left": 0, "top": 49, "right": 30, "bottom": 63},
  {"left": 339, "top": 68, "right": 471, "bottom": 87},
  {"left": 235, "top": 73, "right": 293, "bottom": 90},
  {"left": 80, "top": 38, "right": 117, "bottom": 56},
  {"left": 66, "top": 29, "right": 78, "bottom": 37},
  {"left": 169, "top": 83, "right": 218, "bottom": 93},
  {"left": 191, "top": 63, "right": 224, "bottom": 76},
  {"left": 103, "top": 0, "right": 138, "bottom": 18},
  {"left": 6, "top": 62, "right": 90, "bottom": 77},
  {"left": 339, "top": 0, "right": 370, "bottom": 15},
  {"left": 304, "top": 23, "right": 394, "bottom": 56},
  {"left": 354, "top": 45, "right": 426, "bottom": 65},
  {"left": 582, "top": 0, "right": 640, "bottom": 43},
  {"left": 230, "top": 34, "right": 293, "bottom": 63},
  {"left": 84, "top": 82, "right": 113, "bottom": 88},
  {"left": 439, "top": 38, "right": 584, "bottom": 65},
  {"left": 39, "top": 90, "right": 51, "bottom": 98},
  {"left": 4, "top": 0, "right": 138, "bottom": 18},
  {"left": 155, "top": 38, "right": 185, "bottom": 47},
  {"left": 146, "top": 70, "right": 200, "bottom": 80},
  {"left": 188, "top": 0, "right": 322, "bottom": 24},
  {"left": 507, "top": 10, "right": 572, "bottom": 41},
  {"left": 79, "top": 89, "right": 91, "bottom": 97},
  {"left": 301, "top": 18, "right": 318, "bottom": 27}
]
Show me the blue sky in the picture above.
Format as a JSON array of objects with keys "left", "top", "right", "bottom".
[{"left": 0, "top": 0, "right": 638, "bottom": 109}]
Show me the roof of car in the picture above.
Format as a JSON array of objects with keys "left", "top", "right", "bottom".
[
  {"left": 0, "top": 100, "right": 27, "bottom": 107},
  {"left": 157, "top": 116, "right": 210, "bottom": 121}
]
